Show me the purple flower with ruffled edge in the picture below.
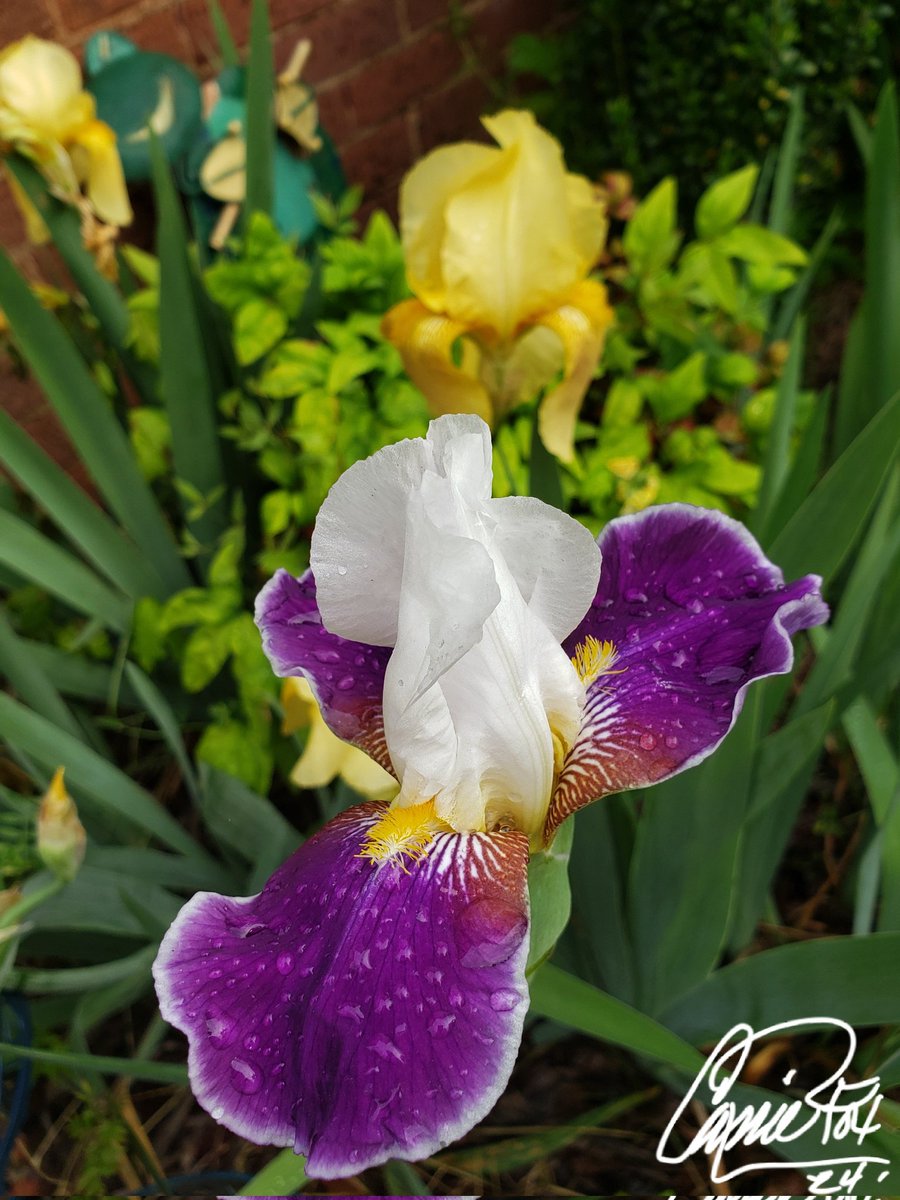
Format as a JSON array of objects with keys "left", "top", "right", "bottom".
[{"left": 153, "top": 415, "right": 828, "bottom": 1178}]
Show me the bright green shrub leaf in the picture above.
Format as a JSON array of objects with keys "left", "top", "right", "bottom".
[
  {"left": 713, "top": 352, "right": 758, "bottom": 387},
  {"left": 208, "top": 527, "right": 244, "bottom": 586},
  {"left": 695, "top": 164, "right": 759, "bottom": 239},
  {"left": 128, "top": 408, "right": 171, "bottom": 482},
  {"left": 229, "top": 613, "right": 277, "bottom": 709},
  {"left": 643, "top": 351, "right": 707, "bottom": 422},
  {"left": 327, "top": 349, "right": 380, "bottom": 393},
  {"left": 256, "top": 339, "right": 325, "bottom": 398},
  {"left": 261, "top": 489, "right": 294, "bottom": 536},
  {"left": 234, "top": 298, "right": 288, "bottom": 366},
  {"left": 131, "top": 596, "right": 166, "bottom": 672},
  {"left": 592, "top": 423, "right": 652, "bottom": 471},
  {"left": 159, "top": 584, "right": 240, "bottom": 633},
  {"left": 716, "top": 223, "right": 807, "bottom": 266},
  {"left": 181, "top": 623, "right": 233, "bottom": 692},
  {"left": 197, "top": 716, "right": 274, "bottom": 794},
  {"left": 747, "top": 262, "right": 797, "bottom": 293},
  {"left": 601, "top": 378, "right": 643, "bottom": 426},
  {"left": 623, "top": 178, "right": 680, "bottom": 274},
  {"left": 697, "top": 446, "right": 761, "bottom": 497}
]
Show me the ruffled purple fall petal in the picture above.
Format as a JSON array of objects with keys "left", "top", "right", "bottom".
[
  {"left": 153, "top": 802, "right": 530, "bottom": 1178},
  {"left": 255, "top": 569, "right": 394, "bottom": 774},
  {"left": 546, "top": 504, "right": 829, "bottom": 836}
]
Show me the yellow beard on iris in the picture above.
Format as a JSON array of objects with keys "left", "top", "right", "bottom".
[{"left": 358, "top": 799, "right": 448, "bottom": 871}]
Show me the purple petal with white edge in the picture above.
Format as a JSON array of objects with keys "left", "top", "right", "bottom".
[
  {"left": 546, "top": 504, "right": 829, "bottom": 836},
  {"left": 254, "top": 568, "right": 393, "bottom": 774},
  {"left": 153, "top": 802, "right": 530, "bottom": 1179}
]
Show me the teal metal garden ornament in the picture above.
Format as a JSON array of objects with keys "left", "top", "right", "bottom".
[
  {"left": 84, "top": 33, "right": 344, "bottom": 250},
  {"left": 154, "top": 414, "right": 829, "bottom": 1177}
]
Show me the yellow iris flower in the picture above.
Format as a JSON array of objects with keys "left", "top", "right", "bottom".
[
  {"left": 0, "top": 36, "right": 132, "bottom": 235},
  {"left": 281, "top": 677, "right": 398, "bottom": 802},
  {"left": 383, "top": 109, "right": 614, "bottom": 463}
]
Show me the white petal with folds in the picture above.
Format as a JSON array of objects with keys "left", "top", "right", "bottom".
[{"left": 315, "top": 414, "right": 589, "bottom": 837}]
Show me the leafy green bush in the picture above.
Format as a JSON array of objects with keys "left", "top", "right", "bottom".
[
  {"left": 494, "top": 164, "right": 814, "bottom": 528},
  {"left": 508, "top": 0, "right": 892, "bottom": 210}
]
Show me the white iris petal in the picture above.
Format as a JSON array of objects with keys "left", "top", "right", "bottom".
[{"left": 311, "top": 414, "right": 600, "bottom": 838}]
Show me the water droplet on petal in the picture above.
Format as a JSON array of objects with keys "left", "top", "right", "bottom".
[
  {"left": 639, "top": 732, "right": 657, "bottom": 751},
  {"left": 229, "top": 1057, "right": 262, "bottom": 1094},
  {"left": 204, "top": 1009, "right": 235, "bottom": 1049},
  {"left": 243, "top": 1033, "right": 260, "bottom": 1051},
  {"left": 428, "top": 1013, "right": 456, "bottom": 1035},
  {"left": 457, "top": 898, "right": 527, "bottom": 968},
  {"left": 665, "top": 734, "right": 679, "bottom": 749},
  {"left": 337, "top": 565, "right": 348, "bottom": 576},
  {"left": 490, "top": 988, "right": 520, "bottom": 1012},
  {"left": 625, "top": 588, "right": 648, "bottom": 603},
  {"left": 337, "top": 674, "right": 355, "bottom": 690},
  {"left": 688, "top": 597, "right": 704, "bottom": 614},
  {"left": 314, "top": 648, "right": 341, "bottom": 664},
  {"left": 276, "top": 952, "right": 294, "bottom": 975}
]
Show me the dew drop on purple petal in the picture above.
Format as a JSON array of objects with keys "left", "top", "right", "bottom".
[
  {"left": 665, "top": 735, "right": 679, "bottom": 749},
  {"left": 489, "top": 988, "right": 520, "bottom": 1012},
  {"left": 243, "top": 1033, "right": 260, "bottom": 1051},
  {"left": 428, "top": 1013, "right": 456, "bottom": 1036},
  {"left": 624, "top": 588, "right": 648, "bottom": 603},
  {"left": 276, "top": 952, "right": 294, "bottom": 975},
  {"left": 314, "top": 648, "right": 341, "bottom": 664},
  {"left": 639, "top": 733, "right": 657, "bottom": 751},
  {"left": 204, "top": 1009, "right": 235, "bottom": 1049},
  {"left": 229, "top": 1057, "right": 263, "bottom": 1094},
  {"left": 457, "top": 898, "right": 527, "bottom": 968},
  {"left": 688, "top": 597, "right": 704, "bottom": 614},
  {"left": 337, "top": 674, "right": 355, "bottom": 690}
]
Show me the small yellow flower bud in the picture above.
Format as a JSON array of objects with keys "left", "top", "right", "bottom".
[{"left": 37, "top": 767, "right": 86, "bottom": 882}]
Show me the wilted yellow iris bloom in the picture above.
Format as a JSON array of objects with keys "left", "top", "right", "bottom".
[
  {"left": 0, "top": 36, "right": 132, "bottom": 235},
  {"left": 281, "top": 677, "right": 398, "bottom": 801},
  {"left": 383, "top": 110, "right": 613, "bottom": 463}
]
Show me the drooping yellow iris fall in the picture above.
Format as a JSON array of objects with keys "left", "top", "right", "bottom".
[
  {"left": 0, "top": 36, "right": 132, "bottom": 236},
  {"left": 281, "top": 677, "right": 398, "bottom": 802},
  {"left": 382, "top": 110, "right": 613, "bottom": 463}
]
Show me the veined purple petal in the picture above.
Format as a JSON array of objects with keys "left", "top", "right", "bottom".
[
  {"left": 255, "top": 569, "right": 393, "bottom": 773},
  {"left": 547, "top": 504, "right": 829, "bottom": 835},
  {"left": 153, "top": 803, "right": 530, "bottom": 1178}
]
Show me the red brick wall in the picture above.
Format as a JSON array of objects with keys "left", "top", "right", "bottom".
[
  {"left": 0, "top": 0, "right": 561, "bottom": 259},
  {"left": 1, "top": 0, "right": 560, "bottom": 477}
]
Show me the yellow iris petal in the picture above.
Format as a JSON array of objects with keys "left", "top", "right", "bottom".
[
  {"left": 398, "top": 109, "right": 607, "bottom": 341},
  {"left": 381, "top": 298, "right": 493, "bottom": 424},
  {"left": 400, "top": 141, "right": 499, "bottom": 314},
  {"left": 281, "top": 677, "right": 397, "bottom": 801},
  {"left": 531, "top": 279, "right": 615, "bottom": 464},
  {"left": 71, "top": 119, "right": 133, "bottom": 228},
  {"left": 0, "top": 37, "right": 83, "bottom": 140}
]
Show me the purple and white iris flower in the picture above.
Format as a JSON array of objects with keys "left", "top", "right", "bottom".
[{"left": 153, "top": 414, "right": 828, "bottom": 1177}]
